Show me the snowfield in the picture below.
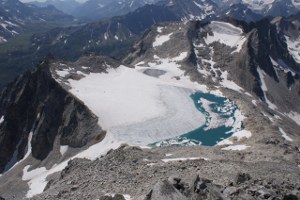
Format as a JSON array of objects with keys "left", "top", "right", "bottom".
[
  {"left": 205, "top": 21, "right": 246, "bottom": 53},
  {"left": 68, "top": 62, "right": 206, "bottom": 146}
]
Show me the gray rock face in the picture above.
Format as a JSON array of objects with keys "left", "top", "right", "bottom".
[
  {"left": 145, "top": 180, "right": 188, "bottom": 200},
  {"left": 0, "top": 56, "right": 103, "bottom": 173},
  {"left": 99, "top": 194, "right": 126, "bottom": 200}
]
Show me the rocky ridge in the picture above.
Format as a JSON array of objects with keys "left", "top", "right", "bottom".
[
  {"left": 32, "top": 145, "right": 300, "bottom": 199},
  {"left": 0, "top": 55, "right": 109, "bottom": 174}
]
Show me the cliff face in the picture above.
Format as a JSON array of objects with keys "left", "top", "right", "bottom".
[{"left": 0, "top": 56, "right": 102, "bottom": 173}]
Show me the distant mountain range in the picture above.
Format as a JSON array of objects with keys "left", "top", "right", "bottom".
[
  {"left": 72, "top": 0, "right": 160, "bottom": 21},
  {"left": 0, "top": 0, "right": 74, "bottom": 42},
  {"left": 30, "top": 0, "right": 81, "bottom": 15},
  {"left": 0, "top": 0, "right": 299, "bottom": 89},
  {"left": 29, "top": 0, "right": 300, "bottom": 22}
]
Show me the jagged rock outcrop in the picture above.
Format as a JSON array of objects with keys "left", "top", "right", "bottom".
[{"left": 0, "top": 56, "right": 103, "bottom": 173}]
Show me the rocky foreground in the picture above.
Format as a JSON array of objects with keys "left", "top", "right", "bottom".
[{"left": 28, "top": 144, "right": 300, "bottom": 200}]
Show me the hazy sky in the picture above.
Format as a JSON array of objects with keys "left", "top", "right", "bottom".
[{"left": 20, "top": 0, "right": 88, "bottom": 2}]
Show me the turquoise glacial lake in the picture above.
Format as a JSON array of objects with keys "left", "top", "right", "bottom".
[{"left": 152, "top": 92, "right": 241, "bottom": 147}]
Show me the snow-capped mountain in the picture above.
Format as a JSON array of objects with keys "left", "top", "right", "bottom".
[
  {"left": 242, "top": 0, "right": 298, "bottom": 17},
  {"left": 0, "top": 14, "right": 300, "bottom": 199},
  {"left": 72, "top": 0, "right": 160, "bottom": 21},
  {"left": 30, "top": 0, "right": 81, "bottom": 15},
  {"left": 202, "top": 0, "right": 300, "bottom": 18},
  {"left": 221, "top": 3, "right": 263, "bottom": 22},
  {"left": 220, "top": 0, "right": 300, "bottom": 17},
  {"left": 0, "top": 0, "right": 73, "bottom": 42},
  {"left": 157, "top": 0, "right": 220, "bottom": 21},
  {"left": 30, "top": 4, "right": 177, "bottom": 60}
]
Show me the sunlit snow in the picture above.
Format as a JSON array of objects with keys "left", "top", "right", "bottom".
[
  {"left": 221, "top": 144, "right": 249, "bottom": 151},
  {"left": 205, "top": 21, "right": 246, "bottom": 53},
  {"left": 285, "top": 36, "right": 300, "bottom": 64},
  {"left": 60, "top": 145, "right": 68, "bottom": 156},
  {"left": 153, "top": 33, "right": 173, "bottom": 47},
  {"left": 278, "top": 128, "right": 293, "bottom": 142},
  {"left": 68, "top": 62, "right": 206, "bottom": 145},
  {"left": 257, "top": 67, "right": 278, "bottom": 110},
  {"left": 0, "top": 116, "right": 4, "bottom": 124},
  {"left": 162, "top": 157, "right": 209, "bottom": 162},
  {"left": 285, "top": 111, "right": 300, "bottom": 126},
  {"left": 23, "top": 132, "right": 122, "bottom": 198}
]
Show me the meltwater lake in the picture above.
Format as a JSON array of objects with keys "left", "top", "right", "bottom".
[{"left": 153, "top": 92, "right": 241, "bottom": 147}]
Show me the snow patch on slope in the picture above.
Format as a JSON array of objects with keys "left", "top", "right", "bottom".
[
  {"left": 153, "top": 33, "right": 173, "bottom": 47},
  {"left": 285, "top": 111, "right": 300, "bottom": 126},
  {"left": 4, "top": 131, "right": 33, "bottom": 173},
  {"left": 2, "top": 131, "right": 33, "bottom": 176},
  {"left": 278, "top": 128, "right": 293, "bottom": 142},
  {"left": 60, "top": 145, "right": 68, "bottom": 156},
  {"left": 222, "top": 144, "right": 249, "bottom": 151},
  {"left": 220, "top": 71, "right": 244, "bottom": 92},
  {"left": 257, "top": 67, "right": 278, "bottom": 110},
  {"left": 23, "top": 132, "right": 122, "bottom": 198},
  {"left": 270, "top": 56, "right": 296, "bottom": 75},
  {"left": 162, "top": 157, "right": 209, "bottom": 162},
  {"left": 218, "top": 130, "right": 252, "bottom": 145},
  {"left": 0, "top": 116, "right": 4, "bottom": 124},
  {"left": 285, "top": 36, "right": 300, "bottom": 64}
]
